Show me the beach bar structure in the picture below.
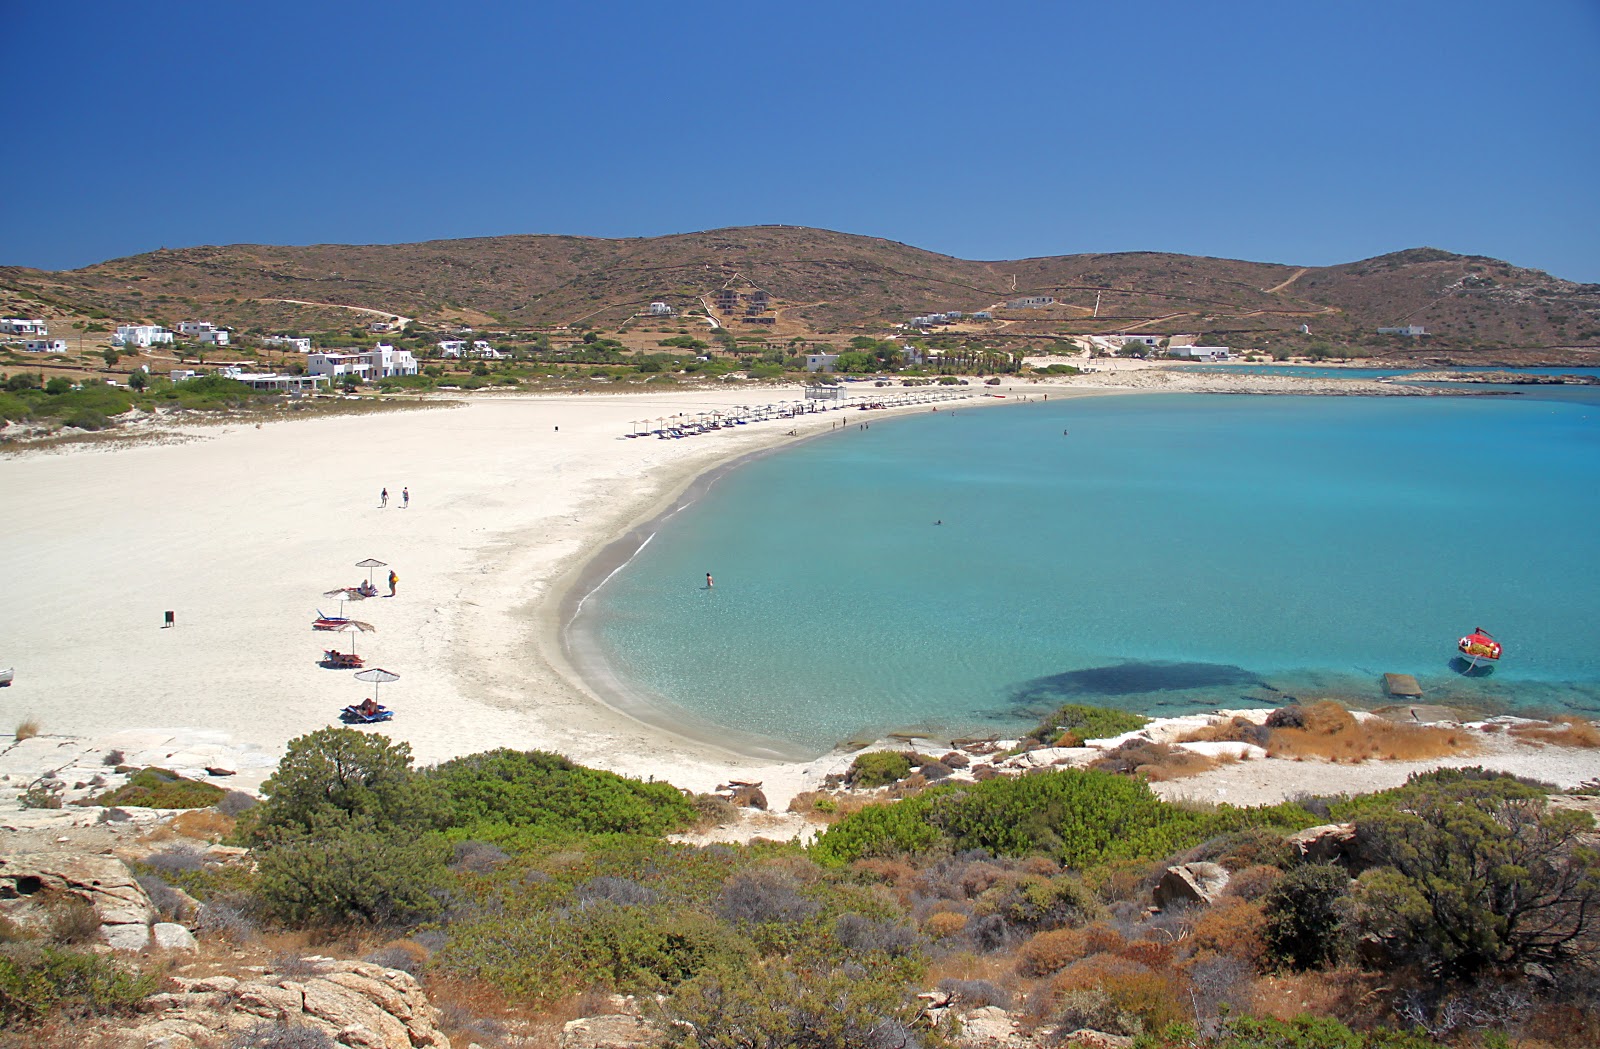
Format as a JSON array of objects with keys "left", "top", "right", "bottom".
[{"left": 805, "top": 384, "right": 842, "bottom": 400}]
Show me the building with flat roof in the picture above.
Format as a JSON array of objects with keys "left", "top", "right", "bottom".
[
  {"left": 1007, "top": 295, "right": 1055, "bottom": 309},
  {"left": 1, "top": 318, "right": 48, "bottom": 335},
  {"left": 1378, "top": 325, "right": 1427, "bottom": 336},
  {"left": 113, "top": 325, "right": 174, "bottom": 347}
]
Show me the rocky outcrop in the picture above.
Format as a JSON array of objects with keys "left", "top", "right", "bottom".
[
  {"left": 125, "top": 960, "right": 451, "bottom": 1049},
  {"left": 953, "top": 1005, "right": 1043, "bottom": 1048},
  {"left": 1286, "top": 823, "right": 1360, "bottom": 865},
  {"left": 1056, "top": 1031, "right": 1134, "bottom": 1048},
  {"left": 0, "top": 852, "right": 158, "bottom": 945},
  {"left": 1152, "top": 862, "right": 1230, "bottom": 910},
  {"left": 560, "top": 1013, "right": 668, "bottom": 1048}
]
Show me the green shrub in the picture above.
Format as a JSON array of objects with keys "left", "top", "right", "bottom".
[
  {"left": 812, "top": 769, "right": 1317, "bottom": 867},
  {"left": 249, "top": 728, "right": 447, "bottom": 841},
  {"left": 1262, "top": 863, "right": 1350, "bottom": 971},
  {"left": 85, "top": 767, "right": 226, "bottom": 809},
  {"left": 252, "top": 816, "right": 448, "bottom": 929},
  {"left": 439, "top": 902, "right": 752, "bottom": 1003},
  {"left": 1028, "top": 702, "right": 1149, "bottom": 745},
  {"left": 0, "top": 945, "right": 157, "bottom": 1024},
  {"left": 848, "top": 751, "right": 913, "bottom": 788},
  {"left": 424, "top": 748, "right": 696, "bottom": 843}
]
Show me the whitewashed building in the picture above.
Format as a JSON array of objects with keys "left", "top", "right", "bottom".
[
  {"left": 309, "top": 344, "right": 418, "bottom": 380},
  {"left": 805, "top": 352, "right": 840, "bottom": 373},
  {"left": 1, "top": 318, "right": 48, "bottom": 335},
  {"left": 1378, "top": 325, "right": 1427, "bottom": 336},
  {"left": 471, "top": 340, "right": 504, "bottom": 359},
  {"left": 1007, "top": 296, "right": 1055, "bottom": 309},
  {"left": 113, "top": 325, "right": 175, "bottom": 347},
  {"left": 648, "top": 301, "right": 674, "bottom": 316},
  {"left": 1167, "top": 345, "right": 1231, "bottom": 361},
  {"left": 437, "top": 340, "right": 467, "bottom": 358},
  {"left": 368, "top": 343, "right": 419, "bottom": 376},
  {"left": 199, "top": 329, "right": 230, "bottom": 346},
  {"left": 23, "top": 339, "right": 69, "bottom": 353},
  {"left": 178, "top": 321, "right": 218, "bottom": 336},
  {"left": 262, "top": 336, "right": 313, "bottom": 353}
]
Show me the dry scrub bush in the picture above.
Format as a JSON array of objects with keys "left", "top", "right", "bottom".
[
  {"left": 1188, "top": 900, "right": 1269, "bottom": 969},
  {"left": 14, "top": 719, "right": 40, "bottom": 741},
  {"left": 1090, "top": 740, "right": 1223, "bottom": 781},
  {"left": 1178, "top": 716, "right": 1270, "bottom": 747},
  {"left": 1224, "top": 864, "right": 1284, "bottom": 902},
  {"left": 168, "top": 809, "right": 235, "bottom": 841},
  {"left": 924, "top": 912, "right": 969, "bottom": 940},
  {"left": 1511, "top": 717, "right": 1600, "bottom": 748},
  {"left": 1268, "top": 701, "right": 1477, "bottom": 763},
  {"left": 787, "top": 790, "right": 871, "bottom": 821},
  {"left": 1018, "top": 928, "right": 1090, "bottom": 977},
  {"left": 1118, "top": 938, "right": 1176, "bottom": 970},
  {"left": 1048, "top": 955, "right": 1185, "bottom": 1032},
  {"left": 852, "top": 858, "right": 918, "bottom": 889}
]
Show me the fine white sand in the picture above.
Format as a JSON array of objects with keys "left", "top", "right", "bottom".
[
  {"left": 2, "top": 374, "right": 1592, "bottom": 822},
  {"left": 0, "top": 384, "right": 1049, "bottom": 801}
]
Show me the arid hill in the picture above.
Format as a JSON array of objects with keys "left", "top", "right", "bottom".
[{"left": 3, "top": 227, "right": 1596, "bottom": 354}]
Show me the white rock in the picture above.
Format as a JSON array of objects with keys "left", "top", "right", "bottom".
[
  {"left": 1172, "top": 741, "right": 1267, "bottom": 761},
  {"left": 153, "top": 922, "right": 199, "bottom": 951},
  {"left": 101, "top": 922, "right": 151, "bottom": 950}
]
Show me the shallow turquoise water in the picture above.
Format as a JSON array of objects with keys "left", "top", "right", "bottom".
[{"left": 576, "top": 393, "right": 1600, "bottom": 753}]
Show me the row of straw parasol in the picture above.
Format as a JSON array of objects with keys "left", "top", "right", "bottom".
[{"left": 321, "top": 558, "right": 399, "bottom": 706}]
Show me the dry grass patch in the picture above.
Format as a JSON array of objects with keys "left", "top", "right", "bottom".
[
  {"left": 1177, "top": 716, "right": 1269, "bottom": 746},
  {"left": 1510, "top": 717, "right": 1600, "bottom": 748},
  {"left": 14, "top": 719, "right": 40, "bottom": 741},
  {"left": 1091, "top": 739, "right": 1236, "bottom": 781},
  {"left": 786, "top": 790, "right": 876, "bottom": 822},
  {"left": 1266, "top": 701, "right": 1477, "bottom": 763}
]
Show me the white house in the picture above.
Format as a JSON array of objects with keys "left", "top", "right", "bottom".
[
  {"left": 199, "top": 329, "right": 230, "bottom": 346},
  {"left": 972, "top": 311, "right": 994, "bottom": 320},
  {"left": 1111, "top": 334, "right": 1163, "bottom": 348},
  {"left": 178, "top": 321, "right": 217, "bottom": 336},
  {"left": 23, "top": 339, "right": 69, "bottom": 353},
  {"left": 1168, "top": 345, "right": 1231, "bottom": 362},
  {"left": 1, "top": 318, "right": 48, "bottom": 335},
  {"left": 262, "top": 336, "right": 313, "bottom": 353},
  {"left": 1007, "top": 296, "right": 1055, "bottom": 309},
  {"left": 366, "top": 343, "right": 419, "bottom": 377},
  {"left": 216, "top": 365, "right": 328, "bottom": 392},
  {"left": 170, "top": 369, "right": 200, "bottom": 382},
  {"left": 113, "top": 325, "right": 175, "bottom": 347},
  {"left": 307, "top": 353, "right": 372, "bottom": 381},
  {"left": 470, "top": 340, "right": 504, "bottom": 359},
  {"left": 1378, "top": 325, "right": 1427, "bottom": 336},
  {"left": 943, "top": 311, "right": 964, "bottom": 320},
  {"left": 805, "top": 353, "right": 840, "bottom": 373},
  {"left": 437, "top": 340, "right": 466, "bottom": 358},
  {"left": 648, "top": 302, "right": 674, "bottom": 316}
]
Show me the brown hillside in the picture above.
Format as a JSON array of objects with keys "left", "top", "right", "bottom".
[{"left": 2, "top": 227, "right": 1596, "bottom": 354}]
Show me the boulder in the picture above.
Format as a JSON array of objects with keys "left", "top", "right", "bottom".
[
  {"left": 0, "top": 852, "right": 157, "bottom": 927},
  {"left": 560, "top": 1013, "right": 668, "bottom": 1048},
  {"left": 1285, "top": 823, "right": 1359, "bottom": 864},
  {"left": 728, "top": 785, "right": 768, "bottom": 810},
  {"left": 956, "top": 1005, "right": 1038, "bottom": 1048},
  {"left": 124, "top": 960, "right": 451, "bottom": 1049},
  {"left": 1152, "top": 862, "right": 1230, "bottom": 910},
  {"left": 152, "top": 922, "right": 199, "bottom": 951},
  {"left": 101, "top": 921, "right": 152, "bottom": 950}
]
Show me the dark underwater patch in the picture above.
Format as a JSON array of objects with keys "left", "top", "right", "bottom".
[{"left": 1008, "top": 660, "right": 1267, "bottom": 709}]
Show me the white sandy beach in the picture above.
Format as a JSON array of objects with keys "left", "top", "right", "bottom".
[{"left": 2, "top": 372, "right": 1594, "bottom": 821}]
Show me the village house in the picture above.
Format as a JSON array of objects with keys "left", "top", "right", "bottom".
[
  {"left": 199, "top": 329, "right": 230, "bottom": 346},
  {"left": 1, "top": 317, "right": 48, "bottom": 335},
  {"left": 112, "top": 325, "right": 175, "bottom": 347},
  {"left": 1007, "top": 295, "right": 1055, "bottom": 309},
  {"left": 262, "top": 336, "right": 313, "bottom": 353},
  {"left": 1167, "top": 345, "right": 1231, "bottom": 361},
  {"left": 306, "top": 353, "right": 371, "bottom": 381},
  {"left": 437, "top": 340, "right": 467, "bottom": 358},
  {"left": 178, "top": 321, "right": 218, "bottom": 337},
  {"left": 648, "top": 301, "right": 674, "bottom": 316},
  {"left": 804, "top": 352, "right": 840, "bottom": 373},
  {"left": 972, "top": 311, "right": 994, "bottom": 320},
  {"left": 1378, "top": 325, "right": 1427, "bottom": 336},
  {"left": 22, "top": 339, "right": 69, "bottom": 353},
  {"left": 216, "top": 364, "right": 328, "bottom": 393},
  {"left": 471, "top": 340, "right": 505, "bottom": 359}
]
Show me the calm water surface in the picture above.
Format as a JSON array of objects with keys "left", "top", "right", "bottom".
[{"left": 574, "top": 392, "right": 1600, "bottom": 753}]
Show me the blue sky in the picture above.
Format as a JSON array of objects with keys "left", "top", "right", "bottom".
[{"left": 4, "top": 0, "right": 1598, "bottom": 280}]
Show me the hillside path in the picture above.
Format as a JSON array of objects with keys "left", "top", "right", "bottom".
[
  {"left": 1264, "top": 267, "right": 1309, "bottom": 295},
  {"left": 259, "top": 299, "right": 413, "bottom": 327}
]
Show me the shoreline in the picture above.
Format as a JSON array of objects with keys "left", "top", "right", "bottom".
[{"left": 3, "top": 373, "right": 1596, "bottom": 812}]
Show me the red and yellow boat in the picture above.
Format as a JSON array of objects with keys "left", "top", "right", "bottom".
[{"left": 1457, "top": 628, "right": 1502, "bottom": 670}]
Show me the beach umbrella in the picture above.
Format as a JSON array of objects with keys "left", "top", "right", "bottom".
[
  {"left": 354, "top": 667, "right": 399, "bottom": 706},
  {"left": 329, "top": 620, "right": 373, "bottom": 657},
  {"left": 322, "top": 586, "right": 368, "bottom": 617},
  {"left": 356, "top": 558, "right": 387, "bottom": 588}
]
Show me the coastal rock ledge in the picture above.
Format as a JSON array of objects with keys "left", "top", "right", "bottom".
[{"left": 125, "top": 960, "right": 451, "bottom": 1049}]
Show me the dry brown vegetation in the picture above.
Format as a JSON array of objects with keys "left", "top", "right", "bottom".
[
  {"left": 1264, "top": 701, "right": 1478, "bottom": 763},
  {"left": 13, "top": 719, "right": 39, "bottom": 741},
  {"left": 1510, "top": 717, "right": 1600, "bottom": 749},
  {"left": 1090, "top": 739, "right": 1238, "bottom": 780}
]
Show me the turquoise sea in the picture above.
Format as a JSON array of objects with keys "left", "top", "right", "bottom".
[{"left": 571, "top": 389, "right": 1600, "bottom": 755}]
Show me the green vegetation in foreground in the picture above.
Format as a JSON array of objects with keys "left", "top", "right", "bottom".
[
  {"left": 1028, "top": 702, "right": 1152, "bottom": 745},
  {"left": 809, "top": 767, "right": 1319, "bottom": 866},
  {"left": 78, "top": 767, "right": 226, "bottom": 809},
  {"left": 0, "top": 946, "right": 157, "bottom": 1025},
  {"left": 67, "top": 726, "right": 1597, "bottom": 1049}
]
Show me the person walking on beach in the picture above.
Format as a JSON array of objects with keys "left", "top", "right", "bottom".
[
  {"left": 402, "top": 487, "right": 410, "bottom": 509},
  {"left": 380, "top": 487, "right": 389, "bottom": 508},
  {"left": 388, "top": 569, "right": 399, "bottom": 597},
  {"left": 705, "top": 572, "right": 713, "bottom": 590}
]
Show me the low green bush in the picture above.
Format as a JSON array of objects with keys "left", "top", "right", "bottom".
[
  {"left": 848, "top": 751, "right": 913, "bottom": 788},
  {"left": 811, "top": 769, "right": 1317, "bottom": 867},
  {"left": 252, "top": 816, "right": 449, "bottom": 929},
  {"left": 85, "top": 767, "right": 226, "bottom": 809},
  {"left": 0, "top": 945, "right": 157, "bottom": 1024},
  {"left": 1028, "top": 702, "right": 1149, "bottom": 745}
]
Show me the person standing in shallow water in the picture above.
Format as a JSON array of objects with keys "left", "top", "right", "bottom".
[{"left": 706, "top": 572, "right": 713, "bottom": 589}]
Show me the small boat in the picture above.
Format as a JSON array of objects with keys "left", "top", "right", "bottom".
[
  {"left": 0, "top": 667, "right": 12, "bottom": 688},
  {"left": 1457, "top": 627, "right": 1502, "bottom": 670}
]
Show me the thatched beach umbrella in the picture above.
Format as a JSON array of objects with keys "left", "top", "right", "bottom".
[
  {"left": 355, "top": 558, "right": 387, "bottom": 588},
  {"left": 329, "top": 619, "right": 373, "bottom": 657},
  {"left": 354, "top": 667, "right": 399, "bottom": 706}
]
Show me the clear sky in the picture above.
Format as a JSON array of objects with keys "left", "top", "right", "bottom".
[{"left": 4, "top": 0, "right": 1598, "bottom": 280}]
